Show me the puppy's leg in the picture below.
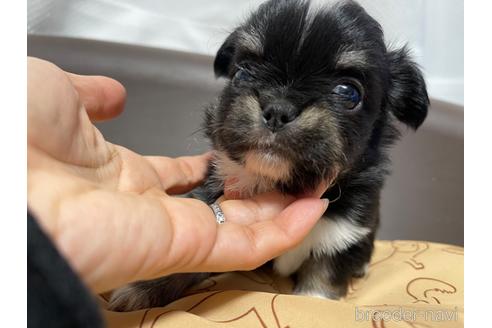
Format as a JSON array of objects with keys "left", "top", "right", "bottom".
[
  {"left": 293, "top": 236, "right": 374, "bottom": 299},
  {"left": 109, "top": 272, "right": 210, "bottom": 312}
]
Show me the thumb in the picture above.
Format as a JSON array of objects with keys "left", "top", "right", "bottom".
[{"left": 202, "top": 197, "right": 329, "bottom": 272}]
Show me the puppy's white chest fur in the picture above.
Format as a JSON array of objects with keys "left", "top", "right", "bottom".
[{"left": 273, "top": 217, "right": 370, "bottom": 276}]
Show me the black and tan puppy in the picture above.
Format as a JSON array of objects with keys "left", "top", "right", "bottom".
[{"left": 110, "top": 0, "right": 428, "bottom": 311}]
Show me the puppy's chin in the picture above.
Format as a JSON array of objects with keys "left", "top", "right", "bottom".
[{"left": 244, "top": 150, "right": 291, "bottom": 182}]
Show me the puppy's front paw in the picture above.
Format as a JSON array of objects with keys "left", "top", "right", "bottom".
[
  {"left": 352, "top": 263, "right": 369, "bottom": 279},
  {"left": 292, "top": 285, "right": 343, "bottom": 300},
  {"left": 109, "top": 273, "right": 211, "bottom": 311},
  {"left": 108, "top": 285, "right": 153, "bottom": 312}
]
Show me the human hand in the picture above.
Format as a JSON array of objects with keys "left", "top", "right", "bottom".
[{"left": 27, "top": 57, "right": 329, "bottom": 294}]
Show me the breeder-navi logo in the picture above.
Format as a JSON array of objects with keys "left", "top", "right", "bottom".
[{"left": 355, "top": 306, "right": 459, "bottom": 322}]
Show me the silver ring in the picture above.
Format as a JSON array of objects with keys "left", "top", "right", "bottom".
[{"left": 210, "top": 202, "right": 226, "bottom": 224}]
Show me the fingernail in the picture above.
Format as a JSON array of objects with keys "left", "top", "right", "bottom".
[{"left": 321, "top": 198, "right": 330, "bottom": 211}]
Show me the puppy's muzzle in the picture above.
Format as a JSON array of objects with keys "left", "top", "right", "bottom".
[{"left": 262, "top": 100, "right": 300, "bottom": 132}]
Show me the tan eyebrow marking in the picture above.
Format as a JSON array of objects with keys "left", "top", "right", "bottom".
[{"left": 335, "top": 50, "right": 370, "bottom": 70}]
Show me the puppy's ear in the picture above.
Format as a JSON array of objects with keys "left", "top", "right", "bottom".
[
  {"left": 386, "top": 47, "right": 429, "bottom": 129},
  {"left": 214, "top": 31, "right": 239, "bottom": 78}
]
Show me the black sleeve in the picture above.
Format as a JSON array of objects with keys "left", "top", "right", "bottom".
[{"left": 28, "top": 211, "right": 104, "bottom": 328}]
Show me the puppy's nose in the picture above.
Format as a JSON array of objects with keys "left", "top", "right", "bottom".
[{"left": 262, "top": 102, "right": 298, "bottom": 131}]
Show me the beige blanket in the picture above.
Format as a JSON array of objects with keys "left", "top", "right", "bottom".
[{"left": 101, "top": 240, "right": 464, "bottom": 327}]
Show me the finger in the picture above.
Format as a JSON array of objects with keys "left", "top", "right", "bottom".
[
  {"left": 157, "top": 195, "right": 326, "bottom": 274},
  {"left": 66, "top": 73, "right": 127, "bottom": 122},
  {"left": 145, "top": 152, "right": 213, "bottom": 194},
  {"left": 205, "top": 197, "right": 329, "bottom": 271},
  {"left": 218, "top": 191, "right": 296, "bottom": 225},
  {"left": 217, "top": 185, "right": 327, "bottom": 225}
]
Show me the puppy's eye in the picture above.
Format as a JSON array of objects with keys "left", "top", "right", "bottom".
[
  {"left": 233, "top": 68, "right": 253, "bottom": 82},
  {"left": 332, "top": 83, "right": 361, "bottom": 109}
]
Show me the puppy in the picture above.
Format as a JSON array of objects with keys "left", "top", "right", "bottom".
[{"left": 110, "top": 0, "right": 428, "bottom": 311}]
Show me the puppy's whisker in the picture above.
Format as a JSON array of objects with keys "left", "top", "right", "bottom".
[{"left": 188, "top": 127, "right": 207, "bottom": 137}]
